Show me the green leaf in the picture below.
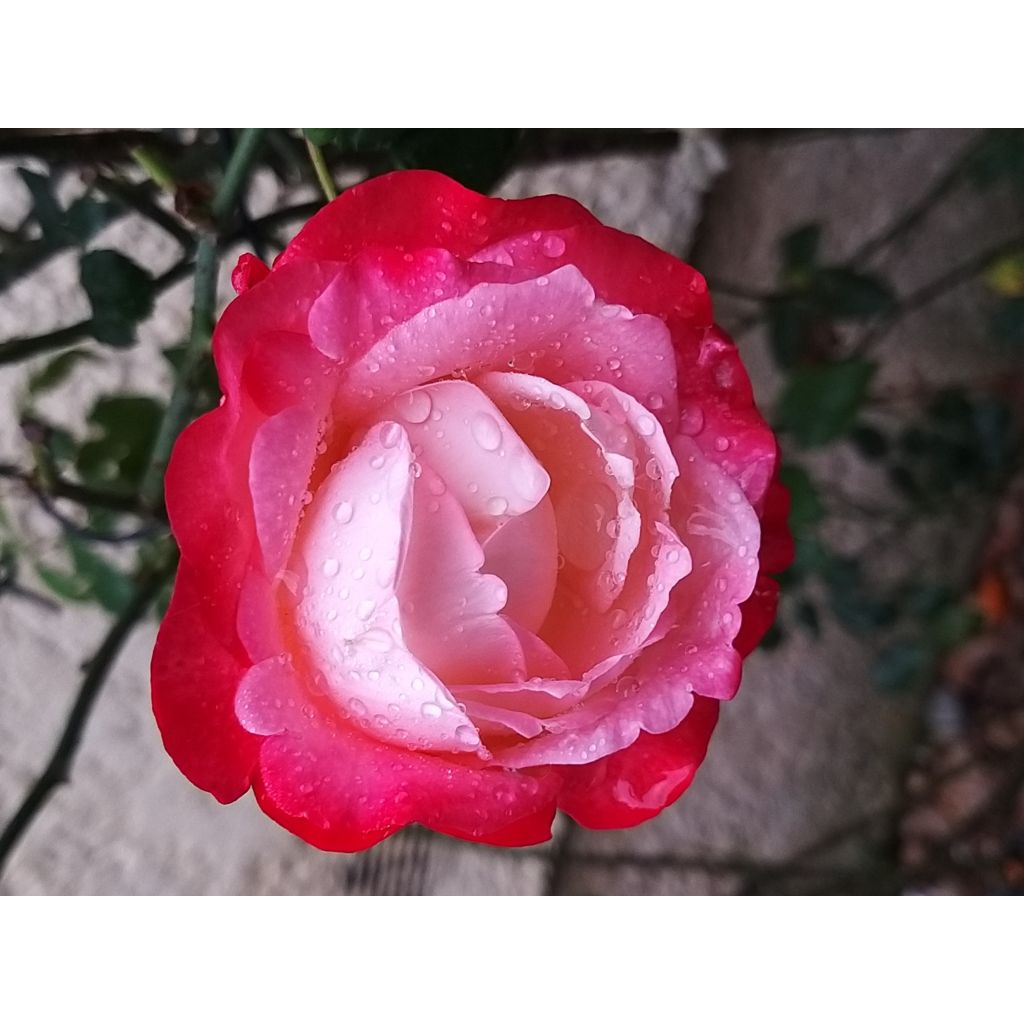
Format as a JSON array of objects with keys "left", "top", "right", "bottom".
[
  {"left": 17, "top": 168, "right": 69, "bottom": 243},
  {"left": 28, "top": 349, "right": 101, "bottom": 394},
  {"left": 780, "top": 223, "right": 821, "bottom": 275},
  {"left": 766, "top": 298, "right": 813, "bottom": 369},
  {"left": 930, "top": 603, "right": 982, "bottom": 651},
  {"left": 776, "top": 359, "right": 877, "bottom": 447},
  {"left": 966, "top": 129, "right": 1024, "bottom": 192},
  {"left": 80, "top": 250, "right": 155, "bottom": 348},
  {"left": 811, "top": 268, "right": 894, "bottom": 318},
  {"left": 873, "top": 641, "right": 932, "bottom": 692},
  {"left": 305, "top": 129, "right": 524, "bottom": 193},
  {"left": 850, "top": 424, "right": 889, "bottom": 459},
  {"left": 779, "top": 464, "right": 824, "bottom": 533},
  {"left": 64, "top": 196, "right": 120, "bottom": 244},
  {"left": 68, "top": 538, "right": 133, "bottom": 614},
  {"left": 76, "top": 395, "right": 164, "bottom": 491},
  {"left": 796, "top": 599, "right": 821, "bottom": 636},
  {"left": 392, "top": 129, "right": 524, "bottom": 193},
  {"left": 304, "top": 128, "right": 405, "bottom": 151},
  {"left": 36, "top": 563, "right": 91, "bottom": 602},
  {"left": 992, "top": 298, "right": 1024, "bottom": 345}
]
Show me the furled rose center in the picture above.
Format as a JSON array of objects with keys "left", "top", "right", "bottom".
[{"left": 289, "top": 361, "right": 693, "bottom": 769}]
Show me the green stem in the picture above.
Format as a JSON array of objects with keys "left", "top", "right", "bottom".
[
  {"left": 139, "top": 129, "right": 267, "bottom": 509},
  {"left": 0, "top": 553, "right": 175, "bottom": 880},
  {"left": 212, "top": 128, "right": 267, "bottom": 226},
  {"left": 305, "top": 138, "right": 337, "bottom": 202},
  {"left": 130, "top": 145, "right": 179, "bottom": 195},
  {"left": 139, "top": 235, "right": 218, "bottom": 509},
  {"left": 0, "top": 321, "right": 95, "bottom": 365},
  {"left": 0, "top": 196, "right": 316, "bottom": 369}
]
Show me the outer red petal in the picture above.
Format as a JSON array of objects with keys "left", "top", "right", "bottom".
[
  {"left": 151, "top": 566, "right": 260, "bottom": 802},
  {"left": 276, "top": 169, "right": 599, "bottom": 268},
  {"left": 238, "top": 658, "right": 559, "bottom": 852},
  {"left": 557, "top": 697, "right": 720, "bottom": 830}
]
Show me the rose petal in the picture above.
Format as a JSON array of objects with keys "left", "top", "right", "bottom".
[
  {"left": 477, "top": 371, "right": 641, "bottom": 613},
  {"left": 151, "top": 566, "right": 260, "bottom": 803},
  {"left": 398, "top": 462, "right": 532, "bottom": 688},
  {"left": 250, "top": 405, "right": 319, "bottom": 577},
  {"left": 556, "top": 697, "right": 719, "bottom": 829},
  {"left": 376, "top": 380, "right": 550, "bottom": 535},
  {"left": 334, "top": 265, "right": 677, "bottom": 424},
  {"left": 294, "top": 423, "right": 480, "bottom": 754},
  {"left": 238, "top": 653, "right": 559, "bottom": 851},
  {"left": 480, "top": 496, "right": 558, "bottom": 633},
  {"left": 276, "top": 169, "right": 598, "bottom": 269}
]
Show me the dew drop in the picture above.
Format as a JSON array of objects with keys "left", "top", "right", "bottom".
[
  {"left": 486, "top": 495, "right": 509, "bottom": 516},
  {"left": 636, "top": 414, "right": 657, "bottom": 437},
  {"left": 541, "top": 235, "right": 566, "bottom": 258},
  {"left": 397, "top": 389, "right": 432, "bottom": 424},
  {"left": 679, "top": 404, "right": 705, "bottom": 436},
  {"left": 360, "top": 627, "right": 393, "bottom": 652},
  {"left": 421, "top": 702, "right": 442, "bottom": 719},
  {"left": 356, "top": 598, "right": 376, "bottom": 621},
  {"left": 322, "top": 558, "right": 340, "bottom": 578},
  {"left": 455, "top": 724, "right": 480, "bottom": 747},
  {"left": 470, "top": 411, "right": 503, "bottom": 451},
  {"left": 380, "top": 422, "right": 403, "bottom": 449}
]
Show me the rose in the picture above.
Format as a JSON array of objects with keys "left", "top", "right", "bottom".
[{"left": 151, "top": 170, "right": 791, "bottom": 851}]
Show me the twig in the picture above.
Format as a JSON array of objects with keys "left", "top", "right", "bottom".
[
  {"left": 0, "top": 130, "right": 176, "bottom": 161},
  {"left": 0, "top": 463, "right": 156, "bottom": 517},
  {"left": 848, "top": 131, "right": 990, "bottom": 265},
  {"left": 0, "top": 147, "right": 295, "bottom": 370},
  {"left": 851, "top": 230, "right": 1024, "bottom": 355},
  {"left": 140, "top": 129, "right": 267, "bottom": 510},
  {"left": 0, "top": 556, "right": 174, "bottom": 879},
  {"left": 305, "top": 138, "right": 337, "bottom": 202}
]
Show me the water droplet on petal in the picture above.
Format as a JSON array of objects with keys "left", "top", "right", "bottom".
[
  {"left": 455, "top": 724, "right": 480, "bottom": 747},
  {"left": 679, "top": 404, "right": 705, "bottom": 436},
  {"left": 356, "top": 598, "right": 376, "bottom": 621},
  {"left": 541, "top": 235, "right": 566, "bottom": 258},
  {"left": 360, "top": 627, "right": 393, "bottom": 652},
  {"left": 486, "top": 495, "right": 509, "bottom": 516},
  {"left": 397, "top": 389, "right": 432, "bottom": 424},
  {"left": 333, "top": 501, "right": 354, "bottom": 524},
  {"left": 636, "top": 414, "right": 657, "bottom": 437},
  {"left": 471, "top": 411, "right": 503, "bottom": 452},
  {"left": 380, "top": 422, "right": 403, "bottom": 449},
  {"left": 322, "top": 558, "right": 340, "bottom": 578},
  {"left": 421, "top": 702, "right": 442, "bottom": 719}
]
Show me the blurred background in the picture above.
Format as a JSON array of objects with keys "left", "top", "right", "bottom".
[{"left": 0, "top": 129, "right": 1021, "bottom": 895}]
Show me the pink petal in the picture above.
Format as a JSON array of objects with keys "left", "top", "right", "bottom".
[
  {"left": 477, "top": 372, "right": 641, "bottom": 614},
  {"left": 375, "top": 380, "right": 551, "bottom": 534},
  {"left": 293, "top": 422, "right": 480, "bottom": 754},
  {"left": 397, "top": 462, "right": 532, "bottom": 688},
  {"left": 334, "top": 265, "right": 677, "bottom": 423},
  {"left": 237, "top": 652, "right": 560, "bottom": 851},
  {"left": 249, "top": 405, "right": 319, "bottom": 577},
  {"left": 480, "top": 496, "right": 558, "bottom": 633},
  {"left": 557, "top": 696, "right": 720, "bottom": 830}
]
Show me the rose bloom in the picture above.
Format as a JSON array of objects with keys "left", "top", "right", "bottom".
[{"left": 152, "top": 170, "right": 791, "bottom": 850}]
